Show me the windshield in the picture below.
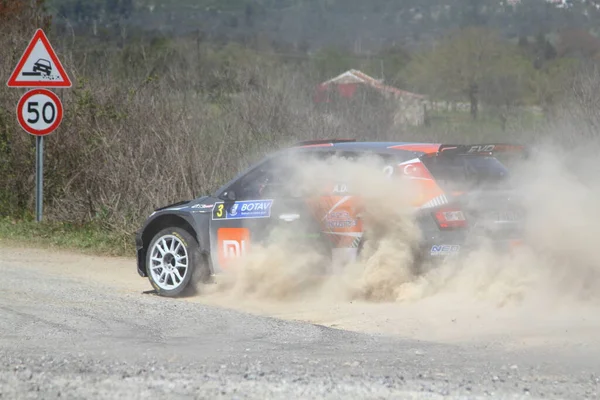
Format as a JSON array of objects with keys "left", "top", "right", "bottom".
[{"left": 421, "top": 155, "right": 510, "bottom": 192}]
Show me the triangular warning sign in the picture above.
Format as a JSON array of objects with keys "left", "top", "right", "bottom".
[{"left": 7, "top": 29, "right": 72, "bottom": 88}]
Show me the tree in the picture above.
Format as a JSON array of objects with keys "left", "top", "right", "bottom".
[
  {"left": 405, "top": 27, "right": 530, "bottom": 120},
  {"left": 311, "top": 47, "right": 359, "bottom": 80},
  {"left": 0, "top": 0, "right": 51, "bottom": 33},
  {"left": 556, "top": 28, "right": 600, "bottom": 61},
  {"left": 376, "top": 45, "right": 412, "bottom": 87},
  {"left": 0, "top": 0, "right": 52, "bottom": 217},
  {"left": 479, "top": 53, "right": 535, "bottom": 130},
  {"left": 53, "top": 0, "right": 134, "bottom": 32},
  {"left": 530, "top": 57, "right": 578, "bottom": 117}
]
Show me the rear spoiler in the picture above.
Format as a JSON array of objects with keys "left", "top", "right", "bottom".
[
  {"left": 293, "top": 138, "right": 356, "bottom": 147},
  {"left": 437, "top": 143, "right": 528, "bottom": 158}
]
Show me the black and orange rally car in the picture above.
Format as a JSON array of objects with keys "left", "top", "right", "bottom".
[{"left": 135, "top": 139, "right": 528, "bottom": 297}]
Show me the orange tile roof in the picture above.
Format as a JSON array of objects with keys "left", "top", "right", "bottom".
[{"left": 320, "top": 69, "right": 426, "bottom": 99}]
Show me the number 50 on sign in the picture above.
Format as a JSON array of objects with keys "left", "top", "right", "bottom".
[{"left": 17, "top": 88, "right": 63, "bottom": 136}]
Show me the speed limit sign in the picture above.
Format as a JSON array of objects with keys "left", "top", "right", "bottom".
[
  {"left": 9, "top": 29, "right": 71, "bottom": 223},
  {"left": 16, "top": 88, "right": 63, "bottom": 136}
]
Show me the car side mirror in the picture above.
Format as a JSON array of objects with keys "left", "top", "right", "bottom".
[{"left": 221, "top": 190, "right": 236, "bottom": 201}]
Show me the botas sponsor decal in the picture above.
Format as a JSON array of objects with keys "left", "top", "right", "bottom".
[{"left": 212, "top": 200, "right": 273, "bottom": 220}]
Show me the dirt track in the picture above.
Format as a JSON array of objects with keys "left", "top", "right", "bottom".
[{"left": 1, "top": 242, "right": 600, "bottom": 399}]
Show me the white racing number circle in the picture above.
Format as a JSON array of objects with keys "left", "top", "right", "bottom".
[{"left": 16, "top": 88, "right": 64, "bottom": 136}]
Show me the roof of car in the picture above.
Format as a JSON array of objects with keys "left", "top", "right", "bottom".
[{"left": 292, "top": 140, "right": 442, "bottom": 157}]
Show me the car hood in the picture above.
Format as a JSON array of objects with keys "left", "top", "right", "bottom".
[{"left": 152, "top": 196, "right": 213, "bottom": 213}]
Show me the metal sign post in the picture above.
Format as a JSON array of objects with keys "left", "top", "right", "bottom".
[
  {"left": 15, "top": 88, "right": 64, "bottom": 222},
  {"left": 35, "top": 136, "right": 44, "bottom": 222},
  {"left": 7, "top": 29, "right": 72, "bottom": 222}
]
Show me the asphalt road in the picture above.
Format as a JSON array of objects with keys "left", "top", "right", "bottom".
[{"left": 1, "top": 244, "right": 599, "bottom": 399}]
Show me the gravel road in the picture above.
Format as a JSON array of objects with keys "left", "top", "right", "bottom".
[{"left": 1, "top": 244, "right": 599, "bottom": 399}]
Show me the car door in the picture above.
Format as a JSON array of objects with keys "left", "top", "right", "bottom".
[{"left": 208, "top": 153, "right": 326, "bottom": 273}]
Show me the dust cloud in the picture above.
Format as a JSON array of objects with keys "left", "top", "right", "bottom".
[
  {"left": 195, "top": 143, "right": 600, "bottom": 344},
  {"left": 200, "top": 154, "right": 422, "bottom": 302}
]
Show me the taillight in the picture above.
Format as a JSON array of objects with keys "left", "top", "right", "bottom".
[{"left": 433, "top": 208, "right": 467, "bottom": 229}]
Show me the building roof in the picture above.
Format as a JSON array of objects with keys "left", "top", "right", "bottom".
[{"left": 319, "top": 69, "right": 426, "bottom": 99}]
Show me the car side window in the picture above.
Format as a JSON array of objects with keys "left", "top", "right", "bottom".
[
  {"left": 231, "top": 157, "right": 291, "bottom": 200},
  {"left": 233, "top": 151, "right": 338, "bottom": 200},
  {"left": 233, "top": 164, "right": 271, "bottom": 200}
]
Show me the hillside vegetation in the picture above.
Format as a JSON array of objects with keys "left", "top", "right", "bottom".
[
  {"left": 1, "top": 0, "right": 600, "bottom": 252},
  {"left": 46, "top": 0, "right": 600, "bottom": 48}
]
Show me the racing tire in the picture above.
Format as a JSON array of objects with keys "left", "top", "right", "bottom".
[{"left": 146, "top": 227, "right": 205, "bottom": 297}]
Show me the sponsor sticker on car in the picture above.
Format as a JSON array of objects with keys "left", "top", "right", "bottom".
[
  {"left": 217, "top": 228, "right": 250, "bottom": 267},
  {"left": 332, "top": 183, "right": 349, "bottom": 194},
  {"left": 430, "top": 244, "right": 461, "bottom": 256},
  {"left": 489, "top": 210, "right": 522, "bottom": 222},
  {"left": 191, "top": 203, "right": 215, "bottom": 209},
  {"left": 326, "top": 211, "right": 357, "bottom": 229},
  {"left": 212, "top": 200, "right": 273, "bottom": 220}
]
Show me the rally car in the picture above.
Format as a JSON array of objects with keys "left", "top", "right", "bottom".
[{"left": 135, "top": 139, "right": 528, "bottom": 297}]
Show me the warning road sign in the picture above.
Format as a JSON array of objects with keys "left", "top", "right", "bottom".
[
  {"left": 7, "top": 29, "right": 72, "bottom": 88},
  {"left": 17, "top": 89, "right": 64, "bottom": 136}
]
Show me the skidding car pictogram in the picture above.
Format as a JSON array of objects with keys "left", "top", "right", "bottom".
[
  {"left": 135, "top": 139, "right": 528, "bottom": 297},
  {"left": 22, "top": 59, "right": 52, "bottom": 77}
]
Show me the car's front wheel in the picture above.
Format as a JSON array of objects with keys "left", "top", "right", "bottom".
[{"left": 146, "top": 227, "right": 201, "bottom": 297}]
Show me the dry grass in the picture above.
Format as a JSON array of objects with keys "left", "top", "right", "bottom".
[
  {"left": 2, "top": 4, "right": 600, "bottom": 235},
  {"left": 0, "top": 31, "right": 403, "bottom": 232}
]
